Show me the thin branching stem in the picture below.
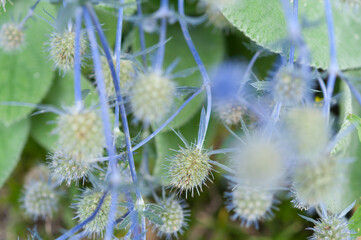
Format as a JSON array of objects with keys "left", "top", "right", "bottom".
[
  {"left": 154, "top": 0, "right": 168, "bottom": 72},
  {"left": 288, "top": 0, "right": 298, "bottom": 64},
  {"left": 74, "top": 8, "right": 83, "bottom": 105},
  {"left": 19, "top": 0, "right": 40, "bottom": 29},
  {"left": 136, "top": 0, "right": 147, "bottom": 66}
]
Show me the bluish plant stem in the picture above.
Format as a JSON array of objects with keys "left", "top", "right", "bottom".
[
  {"left": 242, "top": 50, "right": 261, "bottom": 85},
  {"left": 114, "top": 0, "right": 124, "bottom": 135},
  {"left": 84, "top": 10, "right": 121, "bottom": 240},
  {"left": 288, "top": 0, "right": 298, "bottom": 64},
  {"left": 19, "top": 0, "right": 40, "bottom": 29},
  {"left": 56, "top": 191, "right": 109, "bottom": 240},
  {"left": 178, "top": 0, "right": 211, "bottom": 147},
  {"left": 133, "top": 87, "right": 204, "bottom": 151},
  {"left": 74, "top": 8, "right": 83, "bottom": 105},
  {"left": 154, "top": 0, "right": 168, "bottom": 72},
  {"left": 136, "top": 0, "right": 147, "bottom": 66},
  {"left": 323, "top": 0, "right": 339, "bottom": 121}
]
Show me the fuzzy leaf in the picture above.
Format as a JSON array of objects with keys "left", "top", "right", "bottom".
[
  {"left": 349, "top": 206, "right": 361, "bottom": 237},
  {"left": 221, "top": 0, "right": 361, "bottom": 70},
  {"left": 0, "top": 119, "right": 30, "bottom": 188},
  {"left": 0, "top": 2, "right": 55, "bottom": 126},
  {"left": 31, "top": 72, "right": 98, "bottom": 150},
  {"left": 141, "top": 210, "right": 164, "bottom": 226}
]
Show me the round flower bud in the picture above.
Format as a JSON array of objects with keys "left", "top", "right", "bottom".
[
  {"left": 226, "top": 185, "right": 274, "bottom": 227},
  {"left": 129, "top": 72, "right": 175, "bottom": 123},
  {"left": 272, "top": 65, "right": 309, "bottom": 105},
  {"left": 0, "top": 23, "right": 25, "bottom": 52},
  {"left": 75, "top": 189, "right": 111, "bottom": 237},
  {"left": 47, "top": 150, "right": 90, "bottom": 185},
  {"left": 47, "top": 28, "right": 87, "bottom": 72},
  {"left": 56, "top": 106, "right": 105, "bottom": 161},
  {"left": 100, "top": 56, "right": 135, "bottom": 97},
  {"left": 291, "top": 155, "right": 342, "bottom": 210},
  {"left": 214, "top": 100, "right": 246, "bottom": 126},
  {"left": 283, "top": 107, "right": 329, "bottom": 158},
  {"left": 21, "top": 181, "right": 58, "bottom": 219},
  {"left": 24, "top": 164, "right": 50, "bottom": 185},
  {"left": 168, "top": 145, "right": 212, "bottom": 197},
  {"left": 309, "top": 214, "right": 351, "bottom": 240},
  {"left": 155, "top": 196, "right": 189, "bottom": 239}
]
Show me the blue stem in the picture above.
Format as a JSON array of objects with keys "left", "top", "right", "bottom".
[
  {"left": 19, "top": 0, "right": 40, "bottom": 29},
  {"left": 136, "top": 0, "right": 147, "bottom": 66},
  {"left": 323, "top": 0, "right": 339, "bottom": 121},
  {"left": 178, "top": 0, "right": 211, "bottom": 148},
  {"left": 74, "top": 8, "right": 83, "bottom": 105},
  {"left": 288, "top": 0, "right": 298, "bottom": 64},
  {"left": 56, "top": 191, "right": 109, "bottom": 240},
  {"left": 154, "top": 0, "right": 168, "bottom": 72}
]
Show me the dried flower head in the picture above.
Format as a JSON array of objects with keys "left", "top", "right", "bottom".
[{"left": 0, "top": 22, "right": 25, "bottom": 52}]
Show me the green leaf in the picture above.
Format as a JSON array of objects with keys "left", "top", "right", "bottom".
[
  {"left": 31, "top": 72, "right": 98, "bottom": 150},
  {"left": 349, "top": 206, "right": 361, "bottom": 237},
  {"left": 0, "top": 119, "right": 30, "bottom": 188},
  {"left": 141, "top": 210, "right": 164, "bottom": 225},
  {"left": 145, "top": 203, "right": 164, "bottom": 213},
  {"left": 221, "top": 0, "right": 361, "bottom": 70},
  {"left": 135, "top": 24, "right": 224, "bottom": 130},
  {"left": 0, "top": 2, "right": 55, "bottom": 126},
  {"left": 117, "top": 212, "right": 132, "bottom": 229}
]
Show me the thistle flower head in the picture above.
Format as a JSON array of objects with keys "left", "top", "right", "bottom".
[
  {"left": 47, "top": 27, "right": 87, "bottom": 72},
  {"left": 155, "top": 195, "right": 189, "bottom": 239},
  {"left": 291, "top": 154, "right": 343, "bottom": 210},
  {"left": 225, "top": 185, "right": 275, "bottom": 228},
  {"left": 100, "top": 55, "right": 136, "bottom": 97},
  {"left": 168, "top": 144, "right": 212, "bottom": 197},
  {"left": 271, "top": 65, "right": 310, "bottom": 105},
  {"left": 283, "top": 107, "right": 329, "bottom": 158},
  {"left": 24, "top": 164, "right": 50, "bottom": 185},
  {"left": 21, "top": 181, "right": 58, "bottom": 219},
  {"left": 129, "top": 71, "right": 176, "bottom": 123},
  {"left": 0, "top": 22, "right": 25, "bottom": 52},
  {"left": 214, "top": 100, "right": 247, "bottom": 126},
  {"left": 56, "top": 105, "right": 105, "bottom": 161},
  {"left": 47, "top": 150, "right": 91, "bottom": 185},
  {"left": 75, "top": 189, "right": 111, "bottom": 238}
]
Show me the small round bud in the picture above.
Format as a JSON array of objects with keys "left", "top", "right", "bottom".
[
  {"left": 155, "top": 196, "right": 189, "bottom": 239},
  {"left": 100, "top": 56, "right": 135, "bottom": 97},
  {"left": 226, "top": 185, "right": 274, "bottom": 227},
  {"left": 56, "top": 106, "right": 105, "bottom": 161},
  {"left": 168, "top": 145, "right": 212, "bottom": 197},
  {"left": 47, "top": 28, "right": 87, "bottom": 72},
  {"left": 0, "top": 23, "right": 25, "bottom": 52},
  {"left": 75, "top": 189, "right": 111, "bottom": 237},
  {"left": 47, "top": 150, "right": 90, "bottom": 185},
  {"left": 129, "top": 72, "right": 175, "bottom": 123},
  {"left": 21, "top": 181, "right": 58, "bottom": 219},
  {"left": 24, "top": 164, "right": 50, "bottom": 185},
  {"left": 310, "top": 214, "right": 351, "bottom": 240},
  {"left": 214, "top": 100, "right": 246, "bottom": 126},
  {"left": 291, "top": 155, "right": 342, "bottom": 210},
  {"left": 272, "top": 65, "right": 309, "bottom": 105}
]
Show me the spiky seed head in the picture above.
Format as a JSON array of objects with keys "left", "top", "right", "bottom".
[
  {"left": 155, "top": 196, "right": 189, "bottom": 239},
  {"left": 272, "top": 65, "right": 308, "bottom": 105},
  {"left": 232, "top": 136, "right": 287, "bottom": 189},
  {"left": 56, "top": 106, "right": 105, "bottom": 161},
  {"left": 309, "top": 214, "right": 351, "bottom": 240},
  {"left": 226, "top": 185, "right": 274, "bottom": 227},
  {"left": 168, "top": 145, "right": 212, "bottom": 197},
  {"left": 214, "top": 100, "right": 246, "bottom": 126},
  {"left": 48, "top": 28, "right": 87, "bottom": 72},
  {"left": 0, "top": 23, "right": 25, "bottom": 52},
  {"left": 291, "top": 155, "right": 342, "bottom": 210},
  {"left": 24, "top": 164, "right": 50, "bottom": 186},
  {"left": 100, "top": 56, "right": 135, "bottom": 97},
  {"left": 47, "top": 150, "right": 90, "bottom": 185},
  {"left": 283, "top": 107, "right": 329, "bottom": 158},
  {"left": 129, "top": 72, "right": 175, "bottom": 123},
  {"left": 75, "top": 189, "right": 111, "bottom": 238},
  {"left": 21, "top": 181, "right": 58, "bottom": 219}
]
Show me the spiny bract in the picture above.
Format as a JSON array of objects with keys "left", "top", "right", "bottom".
[
  {"left": 22, "top": 181, "right": 58, "bottom": 219},
  {"left": 100, "top": 55, "right": 135, "bottom": 97},
  {"left": 129, "top": 72, "right": 175, "bottom": 123},
  {"left": 0, "top": 23, "right": 25, "bottom": 52},
  {"left": 309, "top": 214, "right": 351, "bottom": 240},
  {"left": 168, "top": 145, "right": 212, "bottom": 197},
  {"left": 226, "top": 186, "right": 274, "bottom": 227},
  {"left": 75, "top": 189, "right": 111, "bottom": 237},
  {"left": 272, "top": 65, "right": 308, "bottom": 105},
  {"left": 48, "top": 28, "right": 87, "bottom": 72},
  {"left": 155, "top": 196, "right": 189, "bottom": 239},
  {"left": 56, "top": 106, "right": 105, "bottom": 161},
  {"left": 47, "top": 150, "right": 91, "bottom": 185}
]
